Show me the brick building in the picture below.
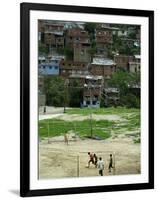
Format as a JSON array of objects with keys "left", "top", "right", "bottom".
[
  {"left": 90, "top": 57, "right": 116, "bottom": 76},
  {"left": 69, "top": 74, "right": 103, "bottom": 108},
  {"left": 65, "top": 28, "right": 91, "bottom": 62},
  {"left": 103, "top": 88, "right": 120, "bottom": 107},
  {"left": 95, "top": 24, "right": 113, "bottom": 56},
  {"left": 96, "top": 29, "right": 113, "bottom": 45},
  {"left": 44, "top": 31, "right": 64, "bottom": 48},
  {"left": 59, "top": 59, "right": 104, "bottom": 108},
  {"left": 129, "top": 55, "right": 141, "bottom": 73},
  {"left": 83, "top": 75, "right": 103, "bottom": 108},
  {"left": 66, "top": 28, "right": 90, "bottom": 48},
  {"left": 114, "top": 55, "right": 133, "bottom": 70},
  {"left": 38, "top": 20, "right": 45, "bottom": 43},
  {"left": 44, "top": 23, "right": 65, "bottom": 49},
  {"left": 73, "top": 42, "right": 91, "bottom": 62},
  {"left": 59, "top": 60, "right": 89, "bottom": 78},
  {"left": 45, "top": 23, "right": 64, "bottom": 32}
]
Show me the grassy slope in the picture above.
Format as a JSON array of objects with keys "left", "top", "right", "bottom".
[
  {"left": 39, "top": 107, "right": 140, "bottom": 140},
  {"left": 66, "top": 107, "right": 139, "bottom": 115}
]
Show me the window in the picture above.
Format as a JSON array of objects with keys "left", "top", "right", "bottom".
[
  {"left": 81, "top": 50, "right": 84, "bottom": 55},
  {"left": 92, "top": 101, "right": 96, "bottom": 105},
  {"left": 55, "top": 66, "right": 58, "bottom": 70},
  {"left": 81, "top": 31, "right": 86, "bottom": 34}
]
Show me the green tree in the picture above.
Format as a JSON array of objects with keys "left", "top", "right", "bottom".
[
  {"left": 85, "top": 22, "right": 97, "bottom": 44},
  {"left": 43, "top": 76, "right": 65, "bottom": 106},
  {"left": 88, "top": 46, "right": 97, "bottom": 62},
  {"left": 38, "top": 42, "right": 49, "bottom": 55},
  {"left": 84, "top": 22, "right": 96, "bottom": 35},
  {"left": 111, "top": 25, "right": 140, "bottom": 56},
  {"left": 108, "top": 71, "right": 140, "bottom": 108},
  {"left": 68, "top": 79, "right": 83, "bottom": 107},
  {"left": 64, "top": 47, "right": 74, "bottom": 60}
]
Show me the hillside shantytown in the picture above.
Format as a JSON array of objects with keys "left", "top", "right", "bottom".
[
  {"left": 38, "top": 20, "right": 140, "bottom": 109},
  {"left": 38, "top": 20, "right": 141, "bottom": 179}
]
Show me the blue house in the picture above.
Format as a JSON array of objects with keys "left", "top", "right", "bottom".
[
  {"left": 38, "top": 56, "right": 64, "bottom": 75},
  {"left": 39, "top": 63, "right": 59, "bottom": 75}
]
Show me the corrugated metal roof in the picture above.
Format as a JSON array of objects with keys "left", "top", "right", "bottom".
[
  {"left": 38, "top": 56, "right": 46, "bottom": 60},
  {"left": 134, "top": 55, "right": 141, "bottom": 59},
  {"left": 104, "top": 88, "right": 119, "bottom": 93},
  {"left": 91, "top": 58, "right": 116, "bottom": 65},
  {"left": 45, "top": 31, "right": 64, "bottom": 36},
  {"left": 50, "top": 55, "right": 65, "bottom": 60},
  {"left": 69, "top": 74, "right": 103, "bottom": 80}
]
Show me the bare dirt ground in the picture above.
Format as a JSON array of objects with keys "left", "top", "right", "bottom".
[
  {"left": 53, "top": 113, "right": 124, "bottom": 122},
  {"left": 39, "top": 112, "right": 125, "bottom": 122},
  {"left": 39, "top": 107, "right": 140, "bottom": 179},
  {"left": 39, "top": 136, "right": 140, "bottom": 179}
]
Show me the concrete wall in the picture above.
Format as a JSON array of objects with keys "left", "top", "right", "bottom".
[
  {"left": 73, "top": 43, "right": 91, "bottom": 62},
  {"left": 90, "top": 64, "right": 116, "bottom": 76},
  {"left": 38, "top": 94, "right": 46, "bottom": 107},
  {"left": 39, "top": 61, "right": 60, "bottom": 75}
]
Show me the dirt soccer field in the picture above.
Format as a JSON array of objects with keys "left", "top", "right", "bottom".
[
  {"left": 39, "top": 137, "right": 140, "bottom": 179},
  {"left": 39, "top": 107, "right": 140, "bottom": 179}
]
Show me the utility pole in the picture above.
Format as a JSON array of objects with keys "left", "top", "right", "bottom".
[
  {"left": 47, "top": 120, "right": 50, "bottom": 144},
  {"left": 84, "top": 83, "right": 93, "bottom": 138},
  {"left": 89, "top": 85, "right": 93, "bottom": 138},
  {"left": 113, "top": 152, "right": 116, "bottom": 175},
  {"left": 64, "top": 85, "right": 66, "bottom": 113},
  {"left": 64, "top": 79, "right": 69, "bottom": 113},
  {"left": 77, "top": 155, "right": 79, "bottom": 177},
  {"left": 49, "top": 39, "right": 51, "bottom": 55}
]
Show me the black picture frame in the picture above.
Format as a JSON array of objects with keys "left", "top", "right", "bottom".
[{"left": 20, "top": 2, "right": 154, "bottom": 197}]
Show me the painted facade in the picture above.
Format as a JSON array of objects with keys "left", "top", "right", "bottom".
[{"left": 39, "top": 56, "right": 64, "bottom": 75}]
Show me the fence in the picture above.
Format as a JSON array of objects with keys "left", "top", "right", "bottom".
[
  {"left": 39, "top": 120, "right": 117, "bottom": 177},
  {"left": 39, "top": 119, "right": 114, "bottom": 143}
]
